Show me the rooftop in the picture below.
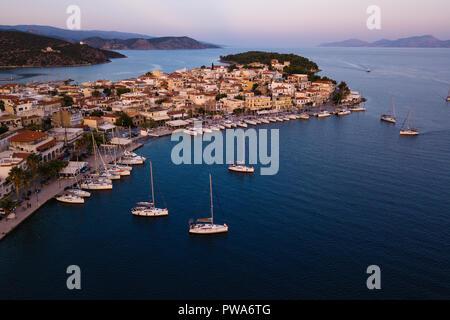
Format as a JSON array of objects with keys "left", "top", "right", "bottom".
[{"left": 9, "top": 130, "right": 47, "bottom": 143}]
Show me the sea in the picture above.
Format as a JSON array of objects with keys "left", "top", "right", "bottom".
[{"left": 0, "top": 47, "right": 449, "bottom": 299}]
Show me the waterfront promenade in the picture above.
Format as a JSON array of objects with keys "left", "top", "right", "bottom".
[{"left": 0, "top": 141, "right": 143, "bottom": 241}]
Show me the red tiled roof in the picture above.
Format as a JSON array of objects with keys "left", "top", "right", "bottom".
[{"left": 9, "top": 130, "right": 47, "bottom": 143}]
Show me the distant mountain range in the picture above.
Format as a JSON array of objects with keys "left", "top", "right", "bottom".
[
  {"left": 0, "top": 24, "right": 152, "bottom": 42},
  {"left": 320, "top": 35, "right": 450, "bottom": 48},
  {"left": 83, "top": 36, "right": 220, "bottom": 50},
  {"left": 0, "top": 30, "right": 125, "bottom": 68},
  {"left": 0, "top": 25, "right": 220, "bottom": 49}
]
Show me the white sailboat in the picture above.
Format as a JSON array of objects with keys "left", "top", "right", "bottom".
[
  {"left": 189, "top": 174, "right": 228, "bottom": 234},
  {"left": 131, "top": 162, "right": 168, "bottom": 217},
  {"left": 228, "top": 135, "right": 254, "bottom": 173},
  {"left": 81, "top": 133, "right": 113, "bottom": 190},
  {"left": 56, "top": 193, "right": 85, "bottom": 204},
  {"left": 67, "top": 172, "right": 91, "bottom": 197},
  {"left": 119, "top": 151, "right": 146, "bottom": 165},
  {"left": 381, "top": 94, "right": 397, "bottom": 124},
  {"left": 446, "top": 86, "right": 450, "bottom": 102},
  {"left": 400, "top": 107, "right": 419, "bottom": 136},
  {"left": 66, "top": 188, "right": 91, "bottom": 198}
]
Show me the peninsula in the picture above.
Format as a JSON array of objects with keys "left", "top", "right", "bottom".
[{"left": 0, "top": 30, "right": 126, "bottom": 68}]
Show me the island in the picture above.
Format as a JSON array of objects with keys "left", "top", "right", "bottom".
[
  {"left": 0, "top": 30, "right": 126, "bottom": 68},
  {"left": 83, "top": 36, "right": 220, "bottom": 50}
]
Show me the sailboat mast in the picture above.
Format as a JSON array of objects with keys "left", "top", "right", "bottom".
[
  {"left": 91, "top": 133, "right": 98, "bottom": 173},
  {"left": 407, "top": 107, "right": 412, "bottom": 130},
  {"left": 150, "top": 162, "right": 155, "bottom": 205},
  {"left": 209, "top": 174, "right": 213, "bottom": 224}
]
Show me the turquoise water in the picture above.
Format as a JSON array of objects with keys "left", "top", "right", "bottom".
[{"left": 0, "top": 48, "right": 450, "bottom": 299}]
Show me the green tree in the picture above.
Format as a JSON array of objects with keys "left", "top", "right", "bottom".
[
  {"left": 92, "top": 90, "right": 101, "bottom": 97},
  {"left": 62, "top": 95, "right": 74, "bottom": 107},
  {"left": 0, "top": 100, "right": 5, "bottom": 112},
  {"left": 26, "top": 154, "right": 42, "bottom": 192},
  {"left": 90, "top": 110, "right": 104, "bottom": 117},
  {"left": 103, "top": 88, "right": 112, "bottom": 96},
  {"left": 116, "top": 88, "right": 131, "bottom": 96},
  {"left": 216, "top": 93, "right": 227, "bottom": 101},
  {"left": 0, "top": 198, "right": 16, "bottom": 214},
  {"left": 0, "top": 124, "right": 8, "bottom": 134},
  {"left": 115, "top": 113, "right": 134, "bottom": 128}
]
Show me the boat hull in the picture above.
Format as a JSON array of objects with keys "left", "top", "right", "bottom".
[
  {"left": 189, "top": 224, "right": 228, "bottom": 234},
  {"left": 228, "top": 165, "right": 254, "bottom": 173},
  {"left": 381, "top": 116, "right": 396, "bottom": 124},
  {"left": 56, "top": 196, "right": 84, "bottom": 204},
  {"left": 400, "top": 130, "right": 419, "bottom": 136},
  {"left": 80, "top": 183, "right": 113, "bottom": 190},
  {"left": 132, "top": 208, "right": 169, "bottom": 217}
]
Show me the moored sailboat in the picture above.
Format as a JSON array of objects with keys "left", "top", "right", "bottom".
[
  {"left": 189, "top": 174, "right": 228, "bottom": 235},
  {"left": 381, "top": 94, "right": 397, "bottom": 123},
  {"left": 131, "top": 162, "right": 168, "bottom": 217},
  {"left": 400, "top": 107, "right": 419, "bottom": 136},
  {"left": 56, "top": 193, "right": 85, "bottom": 204}
]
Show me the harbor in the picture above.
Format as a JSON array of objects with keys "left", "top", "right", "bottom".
[{"left": 0, "top": 140, "right": 143, "bottom": 240}]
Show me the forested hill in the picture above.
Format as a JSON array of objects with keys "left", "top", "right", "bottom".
[
  {"left": 220, "top": 51, "right": 320, "bottom": 73},
  {"left": 0, "top": 30, "right": 125, "bottom": 68}
]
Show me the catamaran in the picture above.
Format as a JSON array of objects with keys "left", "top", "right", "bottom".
[
  {"left": 400, "top": 107, "right": 419, "bottom": 136},
  {"left": 189, "top": 174, "right": 228, "bottom": 235},
  {"left": 381, "top": 94, "right": 397, "bottom": 123},
  {"left": 131, "top": 162, "right": 168, "bottom": 217}
]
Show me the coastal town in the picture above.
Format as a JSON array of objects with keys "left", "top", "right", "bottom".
[{"left": 0, "top": 54, "right": 364, "bottom": 238}]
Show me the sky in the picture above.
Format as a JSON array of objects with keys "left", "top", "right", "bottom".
[{"left": 1, "top": 0, "right": 450, "bottom": 46}]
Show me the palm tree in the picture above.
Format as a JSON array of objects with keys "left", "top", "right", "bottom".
[
  {"left": 22, "top": 170, "right": 32, "bottom": 199},
  {"left": 7, "top": 166, "right": 25, "bottom": 201},
  {"left": 26, "top": 154, "right": 41, "bottom": 192}
]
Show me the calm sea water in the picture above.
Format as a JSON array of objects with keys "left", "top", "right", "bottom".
[{"left": 1, "top": 48, "right": 450, "bottom": 299}]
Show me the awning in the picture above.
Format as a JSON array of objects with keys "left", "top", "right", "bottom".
[
  {"left": 166, "top": 120, "right": 188, "bottom": 127},
  {"left": 151, "top": 115, "right": 170, "bottom": 121}
]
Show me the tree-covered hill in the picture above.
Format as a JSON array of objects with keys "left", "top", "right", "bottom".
[
  {"left": 220, "top": 51, "right": 319, "bottom": 73},
  {"left": 0, "top": 30, "right": 125, "bottom": 68}
]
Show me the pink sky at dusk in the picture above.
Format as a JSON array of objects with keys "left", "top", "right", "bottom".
[{"left": 1, "top": 0, "right": 449, "bottom": 46}]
